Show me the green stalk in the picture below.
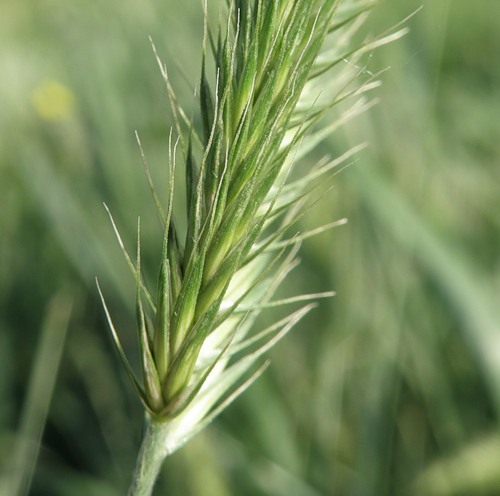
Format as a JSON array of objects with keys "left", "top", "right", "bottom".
[{"left": 128, "top": 417, "right": 171, "bottom": 496}]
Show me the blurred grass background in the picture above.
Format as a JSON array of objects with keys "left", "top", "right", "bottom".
[{"left": 1, "top": 0, "right": 499, "bottom": 495}]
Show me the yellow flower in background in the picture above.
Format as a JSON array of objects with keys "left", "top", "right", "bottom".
[{"left": 31, "top": 79, "right": 75, "bottom": 121}]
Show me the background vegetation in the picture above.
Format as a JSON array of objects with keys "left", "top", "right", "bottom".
[{"left": 1, "top": 0, "right": 499, "bottom": 494}]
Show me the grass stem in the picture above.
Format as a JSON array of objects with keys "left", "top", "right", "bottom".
[{"left": 128, "top": 418, "right": 171, "bottom": 496}]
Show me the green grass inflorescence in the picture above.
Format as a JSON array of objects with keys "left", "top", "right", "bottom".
[{"left": 97, "top": 1, "right": 406, "bottom": 494}]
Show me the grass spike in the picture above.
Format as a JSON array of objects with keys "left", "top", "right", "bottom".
[{"left": 96, "top": 3, "right": 407, "bottom": 494}]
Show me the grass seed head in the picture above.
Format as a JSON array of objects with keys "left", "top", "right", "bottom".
[{"left": 100, "top": 0, "right": 400, "bottom": 451}]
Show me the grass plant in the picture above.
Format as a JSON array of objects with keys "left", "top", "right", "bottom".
[
  {"left": 95, "top": 1, "right": 405, "bottom": 493},
  {"left": 2, "top": 0, "right": 499, "bottom": 495}
]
